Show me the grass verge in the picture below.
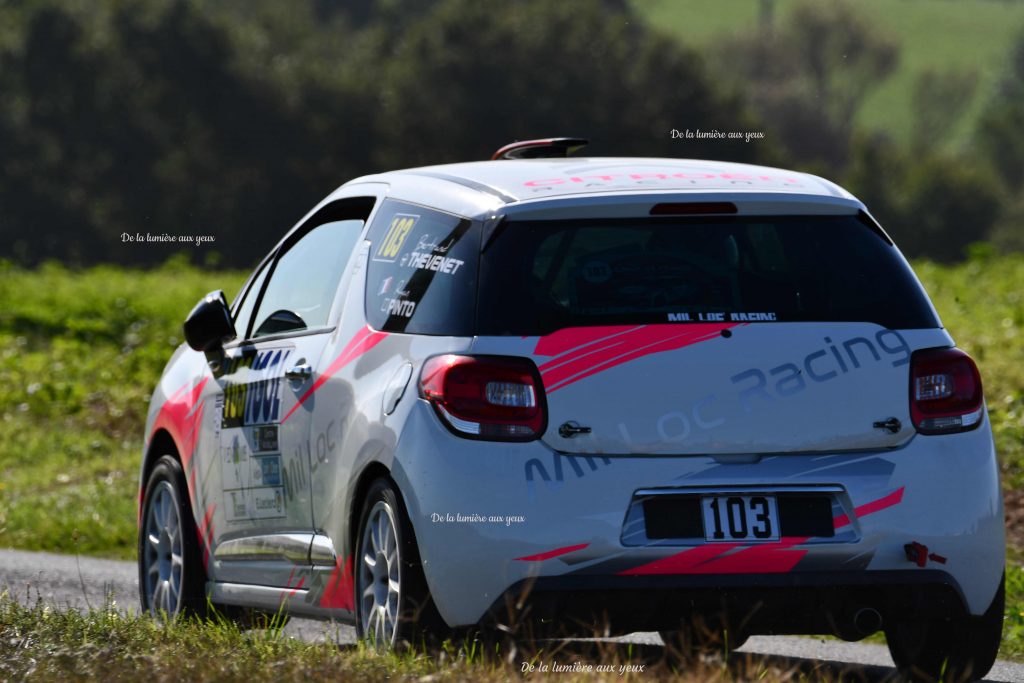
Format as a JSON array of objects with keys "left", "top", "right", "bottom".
[
  {"left": 0, "top": 593, "right": 884, "bottom": 682},
  {"left": 0, "top": 259, "right": 246, "bottom": 558}
]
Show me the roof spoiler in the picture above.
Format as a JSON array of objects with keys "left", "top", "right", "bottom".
[{"left": 491, "top": 137, "right": 588, "bottom": 160}]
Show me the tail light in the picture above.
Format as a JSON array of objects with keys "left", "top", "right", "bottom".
[
  {"left": 419, "top": 355, "right": 547, "bottom": 441},
  {"left": 909, "top": 347, "right": 984, "bottom": 435}
]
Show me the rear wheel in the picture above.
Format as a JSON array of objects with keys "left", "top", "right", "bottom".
[
  {"left": 354, "top": 478, "right": 446, "bottom": 648},
  {"left": 885, "top": 573, "right": 1004, "bottom": 682},
  {"left": 138, "top": 455, "right": 207, "bottom": 618}
]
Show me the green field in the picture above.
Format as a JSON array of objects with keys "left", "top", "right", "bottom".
[
  {"left": 1, "top": 257, "right": 1022, "bottom": 658},
  {"left": 633, "top": 0, "right": 1024, "bottom": 149},
  {"left": 0, "top": 260, "right": 246, "bottom": 557}
]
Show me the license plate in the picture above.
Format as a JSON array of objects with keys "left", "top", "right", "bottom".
[{"left": 701, "top": 495, "right": 780, "bottom": 542}]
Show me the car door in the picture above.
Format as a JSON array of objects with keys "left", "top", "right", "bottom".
[{"left": 208, "top": 198, "right": 375, "bottom": 587}]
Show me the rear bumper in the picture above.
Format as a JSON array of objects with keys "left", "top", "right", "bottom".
[
  {"left": 392, "top": 401, "right": 1004, "bottom": 628},
  {"left": 484, "top": 570, "right": 968, "bottom": 638}
]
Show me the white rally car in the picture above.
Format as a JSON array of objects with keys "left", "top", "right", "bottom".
[{"left": 138, "top": 139, "right": 1004, "bottom": 681}]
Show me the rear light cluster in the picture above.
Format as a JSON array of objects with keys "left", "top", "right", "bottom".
[
  {"left": 910, "top": 347, "right": 984, "bottom": 435},
  {"left": 419, "top": 355, "right": 547, "bottom": 441}
]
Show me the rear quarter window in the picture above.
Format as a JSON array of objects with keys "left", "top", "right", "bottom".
[{"left": 364, "top": 200, "right": 479, "bottom": 335}]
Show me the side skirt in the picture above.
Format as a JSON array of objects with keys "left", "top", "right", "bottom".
[{"left": 208, "top": 581, "right": 356, "bottom": 623}]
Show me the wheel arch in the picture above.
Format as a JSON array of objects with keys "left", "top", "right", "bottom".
[
  {"left": 139, "top": 429, "right": 182, "bottom": 522},
  {"left": 143, "top": 430, "right": 180, "bottom": 487},
  {"left": 347, "top": 461, "right": 394, "bottom": 559}
]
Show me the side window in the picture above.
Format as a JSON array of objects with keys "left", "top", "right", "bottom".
[
  {"left": 365, "top": 200, "right": 479, "bottom": 335},
  {"left": 252, "top": 219, "right": 364, "bottom": 338},
  {"left": 231, "top": 258, "right": 271, "bottom": 341}
]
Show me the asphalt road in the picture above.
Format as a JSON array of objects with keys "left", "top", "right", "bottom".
[{"left": 2, "top": 548, "right": 1022, "bottom": 682}]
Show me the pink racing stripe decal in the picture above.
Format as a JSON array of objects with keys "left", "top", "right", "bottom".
[
  {"left": 833, "top": 486, "right": 905, "bottom": 529},
  {"left": 318, "top": 556, "right": 355, "bottom": 610},
  {"left": 515, "top": 543, "right": 590, "bottom": 562},
  {"left": 144, "top": 377, "right": 208, "bottom": 525},
  {"left": 683, "top": 537, "right": 808, "bottom": 574},
  {"left": 619, "top": 537, "right": 809, "bottom": 576},
  {"left": 533, "top": 324, "right": 738, "bottom": 393},
  {"left": 617, "top": 543, "right": 738, "bottom": 575},
  {"left": 533, "top": 325, "right": 644, "bottom": 358},
  {"left": 195, "top": 503, "right": 216, "bottom": 572},
  {"left": 150, "top": 377, "right": 209, "bottom": 471},
  {"left": 280, "top": 569, "right": 307, "bottom": 605},
  {"left": 285, "top": 577, "right": 306, "bottom": 601},
  {"left": 282, "top": 326, "right": 388, "bottom": 423}
]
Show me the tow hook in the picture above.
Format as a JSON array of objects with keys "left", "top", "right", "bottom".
[{"left": 904, "top": 541, "right": 947, "bottom": 568}]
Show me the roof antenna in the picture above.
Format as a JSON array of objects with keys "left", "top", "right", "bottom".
[{"left": 491, "top": 137, "right": 588, "bottom": 160}]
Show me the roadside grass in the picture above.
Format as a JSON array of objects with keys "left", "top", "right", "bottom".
[
  {"left": 0, "top": 593, "right": 865, "bottom": 682},
  {"left": 1004, "top": 554, "right": 1024, "bottom": 660},
  {"left": 633, "top": 0, "right": 1024, "bottom": 149},
  {"left": 914, "top": 252, "right": 1024, "bottom": 491},
  {"left": 0, "top": 259, "right": 247, "bottom": 558},
  {"left": 0, "top": 254, "right": 1022, "bottom": 660}
]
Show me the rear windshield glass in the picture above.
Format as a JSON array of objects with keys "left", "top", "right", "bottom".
[{"left": 477, "top": 215, "right": 939, "bottom": 335}]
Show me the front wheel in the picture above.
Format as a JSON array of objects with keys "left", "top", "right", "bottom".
[
  {"left": 885, "top": 573, "right": 1004, "bottom": 682},
  {"left": 354, "top": 478, "right": 447, "bottom": 648},
  {"left": 138, "top": 455, "right": 207, "bottom": 618}
]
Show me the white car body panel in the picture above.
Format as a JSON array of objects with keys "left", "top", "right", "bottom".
[{"left": 140, "top": 155, "right": 1004, "bottom": 634}]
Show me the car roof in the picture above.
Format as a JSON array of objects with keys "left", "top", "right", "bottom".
[{"left": 341, "top": 157, "right": 855, "bottom": 216}]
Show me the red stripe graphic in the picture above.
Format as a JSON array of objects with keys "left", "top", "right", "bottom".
[
  {"left": 282, "top": 326, "right": 388, "bottom": 423},
  {"left": 618, "top": 537, "right": 808, "bottom": 576},
  {"left": 280, "top": 568, "right": 307, "bottom": 606},
  {"left": 144, "top": 377, "right": 208, "bottom": 525},
  {"left": 617, "top": 543, "right": 738, "bottom": 575},
  {"left": 683, "top": 536, "right": 808, "bottom": 574},
  {"left": 195, "top": 503, "right": 216, "bottom": 572},
  {"left": 318, "top": 555, "right": 355, "bottom": 610},
  {"left": 514, "top": 543, "right": 590, "bottom": 562},
  {"left": 833, "top": 486, "right": 905, "bottom": 529},
  {"left": 533, "top": 324, "right": 738, "bottom": 393},
  {"left": 150, "top": 377, "right": 209, "bottom": 471}
]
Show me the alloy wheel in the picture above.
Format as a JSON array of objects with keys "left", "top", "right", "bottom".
[
  {"left": 358, "top": 500, "right": 401, "bottom": 646},
  {"left": 143, "top": 480, "right": 184, "bottom": 616}
]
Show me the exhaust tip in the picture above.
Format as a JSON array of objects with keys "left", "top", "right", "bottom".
[{"left": 854, "top": 607, "right": 882, "bottom": 635}]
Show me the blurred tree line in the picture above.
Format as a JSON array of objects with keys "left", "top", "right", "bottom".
[{"left": 0, "top": 0, "right": 1020, "bottom": 267}]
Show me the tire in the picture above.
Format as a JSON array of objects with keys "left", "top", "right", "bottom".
[
  {"left": 354, "top": 478, "right": 447, "bottom": 648},
  {"left": 660, "top": 613, "right": 749, "bottom": 661},
  {"left": 885, "top": 573, "right": 1004, "bottom": 682},
  {"left": 138, "top": 455, "right": 208, "bottom": 618}
]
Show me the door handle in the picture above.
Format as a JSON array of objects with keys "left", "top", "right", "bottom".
[{"left": 285, "top": 363, "right": 313, "bottom": 381}]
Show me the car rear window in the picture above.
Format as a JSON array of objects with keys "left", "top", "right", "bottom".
[{"left": 476, "top": 215, "right": 939, "bottom": 335}]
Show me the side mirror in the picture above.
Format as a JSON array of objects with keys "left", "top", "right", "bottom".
[{"left": 183, "top": 290, "right": 236, "bottom": 352}]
